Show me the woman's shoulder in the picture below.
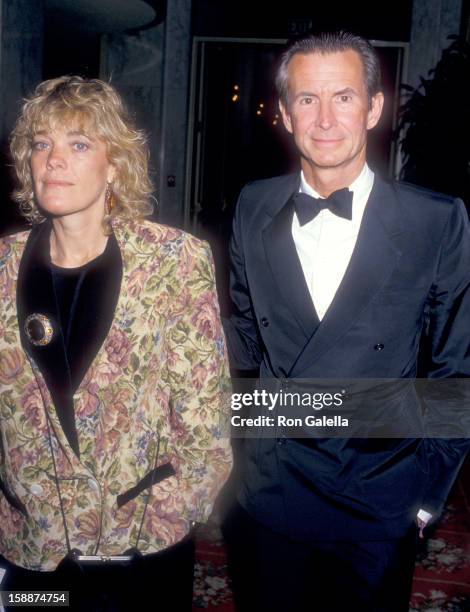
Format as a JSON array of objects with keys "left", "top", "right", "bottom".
[
  {"left": 0, "top": 228, "right": 31, "bottom": 244},
  {"left": 0, "top": 229, "right": 31, "bottom": 265},
  {"left": 119, "top": 218, "right": 211, "bottom": 257}
]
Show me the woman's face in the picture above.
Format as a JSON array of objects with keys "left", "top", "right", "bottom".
[{"left": 30, "top": 123, "right": 115, "bottom": 220}]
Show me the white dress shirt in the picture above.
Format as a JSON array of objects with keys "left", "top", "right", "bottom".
[
  {"left": 292, "top": 163, "right": 373, "bottom": 321},
  {"left": 292, "top": 163, "right": 432, "bottom": 527}
]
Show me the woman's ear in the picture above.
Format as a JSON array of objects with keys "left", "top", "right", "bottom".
[{"left": 107, "top": 163, "right": 116, "bottom": 184}]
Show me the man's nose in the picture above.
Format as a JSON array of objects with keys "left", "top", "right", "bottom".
[
  {"left": 316, "top": 100, "right": 336, "bottom": 130},
  {"left": 46, "top": 146, "right": 66, "bottom": 170}
]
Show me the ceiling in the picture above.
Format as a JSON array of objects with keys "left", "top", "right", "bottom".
[{"left": 45, "top": 0, "right": 160, "bottom": 33}]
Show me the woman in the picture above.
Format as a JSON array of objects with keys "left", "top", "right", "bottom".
[{"left": 0, "top": 76, "right": 232, "bottom": 610}]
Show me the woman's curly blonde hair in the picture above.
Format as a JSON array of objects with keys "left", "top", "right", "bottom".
[{"left": 10, "top": 76, "right": 154, "bottom": 229}]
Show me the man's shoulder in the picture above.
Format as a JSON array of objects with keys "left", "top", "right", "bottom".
[
  {"left": 236, "top": 173, "right": 298, "bottom": 217},
  {"left": 240, "top": 173, "right": 298, "bottom": 195},
  {"left": 390, "top": 179, "right": 460, "bottom": 212},
  {"left": 376, "top": 178, "right": 466, "bottom": 232}
]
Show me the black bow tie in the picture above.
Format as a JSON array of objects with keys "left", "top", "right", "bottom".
[{"left": 294, "top": 188, "right": 353, "bottom": 226}]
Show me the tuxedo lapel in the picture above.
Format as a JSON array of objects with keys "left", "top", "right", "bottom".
[
  {"left": 289, "top": 177, "right": 404, "bottom": 376},
  {"left": 262, "top": 191, "right": 320, "bottom": 341}
]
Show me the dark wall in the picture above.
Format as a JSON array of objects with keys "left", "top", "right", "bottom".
[{"left": 193, "top": 0, "right": 413, "bottom": 41}]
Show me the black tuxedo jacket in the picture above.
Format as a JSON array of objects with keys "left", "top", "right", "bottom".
[{"left": 225, "top": 173, "right": 470, "bottom": 541}]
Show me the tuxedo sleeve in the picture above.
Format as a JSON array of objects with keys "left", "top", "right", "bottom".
[
  {"left": 223, "top": 186, "right": 264, "bottom": 370},
  {"left": 421, "top": 198, "right": 470, "bottom": 514}
]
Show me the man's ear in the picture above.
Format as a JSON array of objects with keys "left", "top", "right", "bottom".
[
  {"left": 367, "top": 92, "right": 384, "bottom": 130},
  {"left": 279, "top": 99, "right": 293, "bottom": 134}
]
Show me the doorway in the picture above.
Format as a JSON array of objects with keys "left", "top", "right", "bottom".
[{"left": 186, "top": 37, "right": 408, "bottom": 310}]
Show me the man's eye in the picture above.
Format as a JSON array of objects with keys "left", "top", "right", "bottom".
[
  {"left": 299, "top": 97, "right": 313, "bottom": 105},
  {"left": 337, "top": 95, "right": 352, "bottom": 103},
  {"left": 73, "top": 142, "right": 89, "bottom": 152},
  {"left": 32, "top": 141, "right": 48, "bottom": 151}
]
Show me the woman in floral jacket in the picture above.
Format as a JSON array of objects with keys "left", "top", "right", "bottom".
[{"left": 0, "top": 76, "right": 232, "bottom": 610}]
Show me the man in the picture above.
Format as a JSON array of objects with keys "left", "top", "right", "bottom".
[{"left": 223, "top": 31, "right": 470, "bottom": 612}]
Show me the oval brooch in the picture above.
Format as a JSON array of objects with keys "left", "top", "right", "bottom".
[{"left": 24, "top": 313, "right": 54, "bottom": 346}]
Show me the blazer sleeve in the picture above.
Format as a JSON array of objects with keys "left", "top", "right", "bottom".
[
  {"left": 223, "top": 186, "right": 264, "bottom": 370},
  {"left": 420, "top": 198, "right": 470, "bottom": 515},
  {"left": 165, "top": 238, "right": 232, "bottom": 523}
]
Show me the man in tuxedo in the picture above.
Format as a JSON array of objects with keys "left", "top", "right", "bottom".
[{"left": 223, "top": 31, "right": 470, "bottom": 612}]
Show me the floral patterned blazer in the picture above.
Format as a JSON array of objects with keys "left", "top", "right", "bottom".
[{"left": 0, "top": 217, "right": 232, "bottom": 571}]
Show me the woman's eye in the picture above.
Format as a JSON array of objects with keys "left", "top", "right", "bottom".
[
  {"left": 73, "top": 142, "right": 89, "bottom": 152},
  {"left": 32, "top": 141, "right": 48, "bottom": 151}
]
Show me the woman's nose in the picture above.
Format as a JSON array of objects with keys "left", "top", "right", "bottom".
[{"left": 46, "top": 146, "right": 67, "bottom": 170}]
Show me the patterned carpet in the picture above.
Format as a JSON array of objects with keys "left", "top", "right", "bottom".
[
  {"left": 410, "top": 459, "right": 470, "bottom": 611},
  {"left": 192, "top": 522, "right": 232, "bottom": 611},
  {"left": 193, "top": 461, "right": 470, "bottom": 611}
]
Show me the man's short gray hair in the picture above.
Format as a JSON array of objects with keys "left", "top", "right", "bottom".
[{"left": 276, "top": 31, "right": 382, "bottom": 109}]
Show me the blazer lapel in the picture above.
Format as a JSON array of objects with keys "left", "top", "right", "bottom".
[
  {"left": 262, "top": 184, "right": 320, "bottom": 341},
  {"left": 289, "top": 177, "right": 404, "bottom": 376},
  {"left": 65, "top": 234, "right": 122, "bottom": 390},
  {"left": 16, "top": 224, "right": 123, "bottom": 458},
  {"left": 17, "top": 222, "right": 72, "bottom": 400},
  {"left": 16, "top": 222, "right": 82, "bottom": 453}
]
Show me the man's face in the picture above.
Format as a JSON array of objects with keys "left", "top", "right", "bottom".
[{"left": 279, "top": 50, "right": 384, "bottom": 179}]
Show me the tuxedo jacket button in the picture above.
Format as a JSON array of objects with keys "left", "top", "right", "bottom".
[
  {"left": 374, "top": 343, "right": 385, "bottom": 351},
  {"left": 260, "top": 317, "right": 269, "bottom": 327}
]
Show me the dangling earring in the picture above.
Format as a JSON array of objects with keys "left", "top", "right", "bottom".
[{"left": 105, "top": 182, "right": 116, "bottom": 216}]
